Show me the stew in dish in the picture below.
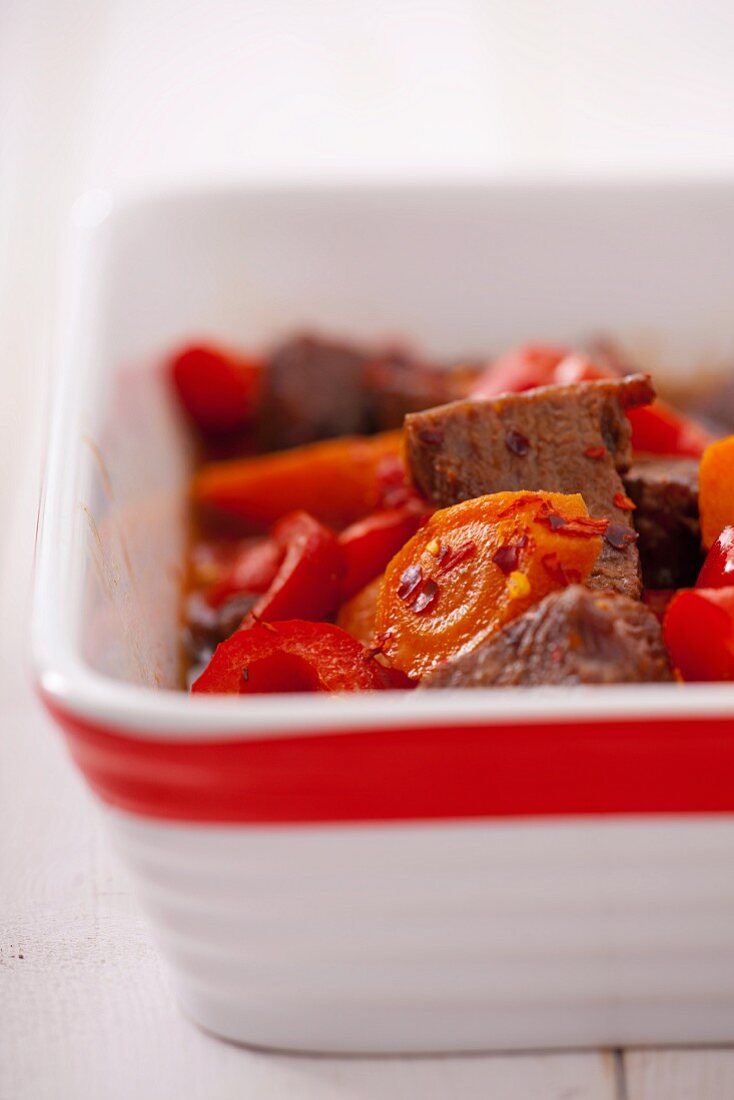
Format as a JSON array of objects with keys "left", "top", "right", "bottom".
[{"left": 170, "top": 335, "right": 734, "bottom": 693}]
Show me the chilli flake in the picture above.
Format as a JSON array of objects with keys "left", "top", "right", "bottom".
[
  {"left": 438, "top": 539, "right": 477, "bottom": 574},
  {"left": 537, "top": 509, "right": 609, "bottom": 538},
  {"left": 604, "top": 523, "right": 639, "bottom": 551},
  {"left": 613, "top": 492, "right": 637, "bottom": 512},
  {"left": 410, "top": 578, "right": 439, "bottom": 614},
  {"left": 492, "top": 534, "right": 529, "bottom": 576},
  {"left": 417, "top": 426, "right": 444, "bottom": 446},
  {"left": 397, "top": 564, "right": 423, "bottom": 600},
  {"left": 505, "top": 428, "right": 531, "bottom": 456}
]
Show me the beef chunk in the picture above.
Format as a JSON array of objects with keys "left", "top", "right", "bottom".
[
  {"left": 261, "top": 334, "right": 370, "bottom": 449},
  {"left": 405, "top": 374, "right": 655, "bottom": 599},
  {"left": 260, "top": 335, "right": 479, "bottom": 448},
  {"left": 623, "top": 456, "right": 702, "bottom": 588},
  {"left": 364, "top": 351, "right": 480, "bottom": 431},
  {"left": 421, "top": 585, "right": 673, "bottom": 688}
]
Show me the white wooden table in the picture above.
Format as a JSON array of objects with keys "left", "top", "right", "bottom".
[{"left": 4, "top": 2, "right": 734, "bottom": 1095}]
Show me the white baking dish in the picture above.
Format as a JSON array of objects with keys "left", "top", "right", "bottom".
[{"left": 33, "top": 181, "right": 734, "bottom": 1052}]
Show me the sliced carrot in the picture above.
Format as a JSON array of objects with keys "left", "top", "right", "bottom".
[
  {"left": 699, "top": 435, "right": 734, "bottom": 549},
  {"left": 375, "top": 491, "right": 604, "bottom": 679},
  {"left": 337, "top": 575, "right": 384, "bottom": 646},
  {"left": 193, "top": 430, "right": 403, "bottom": 531}
]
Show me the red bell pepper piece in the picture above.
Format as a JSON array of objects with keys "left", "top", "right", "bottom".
[
  {"left": 552, "top": 353, "right": 612, "bottom": 385},
  {"left": 470, "top": 344, "right": 617, "bottom": 400},
  {"left": 664, "top": 587, "right": 734, "bottom": 681},
  {"left": 246, "top": 511, "right": 345, "bottom": 624},
  {"left": 170, "top": 343, "right": 262, "bottom": 434},
  {"left": 696, "top": 527, "right": 734, "bottom": 589},
  {"left": 627, "top": 401, "right": 712, "bottom": 458},
  {"left": 374, "top": 450, "right": 420, "bottom": 510},
  {"left": 470, "top": 345, "right": 710, "bottom": 463},
  {"left": 338, "top": 504, "right": 427, "bottom": 600},
  {"left": 189, "top": 537, "right": 255, "bottom": 588},
  {"left": 191, "top": 620, "right": 403, "bottom": 694},
  {"left": 205, "top": 538, "right": 284, "bottom": 609},
  {"left": 469, "top": 344, "right": 570, "bottom": 400}
]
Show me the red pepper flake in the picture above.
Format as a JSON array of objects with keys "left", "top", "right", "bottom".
[
  {"left": 537, "top": 509, "right": 609, "bottom": 538},
  {"left": 492, "top": 534, "right": 529, "bottom": 576},
  {"left": 496, "top": 493, "right": 544, "bottom": 519},
  {"left": 550, "top": 645, "right": 564, "bottom": 663},
  {"left": 418, "top": 426, "right": 444, "bottom": 446},
  {"left": 397, "top": 564, "right": 423, "bottom": 600},
  {"left": 541, "top": 552, "right": 582, "bottom": 587},
  {"left": 505, "top": 428, "right": 531, "bottom": 456},
  {"left": 584, "top": 445, "right": 606, "bottom": 460},
  {"left": 438, "top": 539, "right": 477, "bottom": 574},
  {"left": 565, "top": 517, "right": 609, "bottom": 537},
  {"left": 604, "top": 523, "right": 639, "bottom": 551},
  {"left": 410, "top": 578, "right": 439, "bottom": 614},
  {"left": 613, "top": 491, "right": 637, "bottom": 512},
  {"left": 492, "top": 546, "right": 518, "bottom": 574}
]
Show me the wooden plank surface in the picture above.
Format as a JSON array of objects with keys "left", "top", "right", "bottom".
[{"left": 625, "top": 1050, "right": 734, "bottom": 1100}]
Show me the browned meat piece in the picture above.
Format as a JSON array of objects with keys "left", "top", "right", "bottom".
[
  {"left": 260, "top": 335, "right": 479, "bottom": 448},
  {"left": 421, "top": 585, "right": 673, "bottom": 688},
  {"left": 623, "top": 456, "right": 702, "bottom": 589},
  {"left": 405, "top": 374, "right": 655, "bottom": 599},
  {"left": 261, "top": 334, "right": 370, "bottom": 449},
  {"left": 364, "top": 350, "right": 480, "bottom": 431}
]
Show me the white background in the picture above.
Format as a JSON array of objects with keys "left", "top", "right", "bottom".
[{"left": 4, "top": 1, "right": 734, "bottom": 1096}]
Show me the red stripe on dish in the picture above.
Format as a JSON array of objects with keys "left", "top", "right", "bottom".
[{"left": 42, "top": 694, "right": 734, "bottom": 824}]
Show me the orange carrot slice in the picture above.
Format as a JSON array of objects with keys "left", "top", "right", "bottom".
[
  {"left": 375, "top": 491, "right": 605, "bottom": 679},
  {"left": 337, "top": 575, "right": 384, "bottom": 646},
  {"left": 193, "top": 430, "right": 404, "bottom": 531}
]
